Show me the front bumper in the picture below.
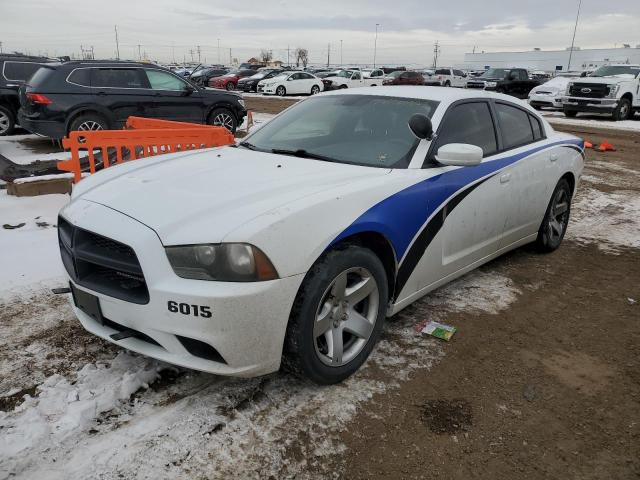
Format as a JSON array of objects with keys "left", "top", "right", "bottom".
[
  {"left": 562, "top": 96, "right": 618, "bottom": 113},
  {"left": 60, "top": 199, "right": 305, "bottom": 377},
  {"left": 17, "top": 111, "right": 66, "bottom": 139},
  {"left": 528, "top": 93, "right": 563, "bottom": 109}
]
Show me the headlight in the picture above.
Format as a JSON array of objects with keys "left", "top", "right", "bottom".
[
  {"left": 607, "top": 84, "right": 620, "bottom": 98},
  {"left": 238, "top": 98, "right": 246, "bottom": 108},
  {"left": 165, "top": 243, "right": 279, "bottom": 282},
  {"left": 485, "top": 81, "right": 497, "bottom": 88},
  {"left": 566, "top": 82, "right": 574, "bottom": 95}
]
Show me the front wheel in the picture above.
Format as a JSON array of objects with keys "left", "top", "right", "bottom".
[
  {"left": 208, "top": 107, "right": 237, "bottom": 133},
  {"left": 535, "top": 178, "right": 572, "bottom": 252},
  {"left": 444, "top": 81, "right": 451, "bottom": 87},
  {"left": 283, "top": 246, "right": 388, "bottom": 385},
  {"left": 225, "top": 82, "right": 235, "bottom": 91},
  {"left": 276, "top": 85, "right": 286, "bottom": 96},
  {"left": 613, "top": 98, "right": 632, "bottom": 121},
  {"left": 310, "top": 85, "right": 320, "bottom": 95},
  {"left": 0, "top": 105, "right": 16, "bottom": 136},
  {"left": 563, "top": 108, "right": 578, "bottom": 118}
]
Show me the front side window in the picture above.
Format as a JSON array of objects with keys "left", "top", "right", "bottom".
[
  {"left": 481, "top": 68, "right": 510, "bottom": 79},
  {"left": 495, "top": 103, "right": 535, "bottom": 149},
  {"left": 352, "top": 73, "right": 361, "bottom": 80},
  {"left": 92, "top": 68, "right": 145, "bottom": 88},
  {"left": 243, "top": 95, "right": 439, "bottom": 169},
  {"left": 145, "top": 70, "right": 188, "bottom": 91},
  {"left": 3, "top": 61, "right": 43, "bottom": 82},
  {"left": 433, "top": 102, "right": 498, "bottom": 159}
]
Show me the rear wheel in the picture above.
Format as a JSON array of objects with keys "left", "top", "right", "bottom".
[
  {"left": 444, "top": 81, "right": 451, "bottom": 87},
  {"left": 225, "top": 82, "right": 235, "bottom": 91},
  {"left": 283, "top": 245, "right": 388, "bottom": 385},
  {"left": 535, "top": 179, "right": 572, "bottom": 252},
  {"left": 208, "top": 107, "right": 237, "bottom": 133},
  {"left": 276, "top": 85, "right": 286, "bottom": 96},
  {"left": 0, "top": 105, "right": 15, "bottom": 136},
  {"left": 68, "top": 113, "right": 109, "bottom": 142},
  {"left": 310, "top": 85, "right": 320, "bottom": 95}
]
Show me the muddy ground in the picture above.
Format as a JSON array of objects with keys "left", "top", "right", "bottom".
[{"left": 1, "top": 101, "right": 639, "bottom": 479}]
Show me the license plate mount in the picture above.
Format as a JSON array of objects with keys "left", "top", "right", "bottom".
[{"left": 70, "top": 283, "right": 104, "bottom": 325}]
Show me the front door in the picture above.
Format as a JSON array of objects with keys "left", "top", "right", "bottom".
[{"left": 143, "top": 69, "right": 204, "bottom": 123}]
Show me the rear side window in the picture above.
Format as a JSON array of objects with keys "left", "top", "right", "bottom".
[
  {"left": 495, "top": 103, "right": 534, "bottom": 149},
  {"left": 68, "top": 69, "right": 91, "bottom": 86},
  {"left": 432, "top": 102, "right": 498, "bottom": 159},
  {"left": 529, "top": 114, "right": 544, "bottom": 140},
  {"left": 145, "top": 70, "right": 187, "bottom": 90},
  {"left": 92, "top": 68, "right": 145, "bottom": 88},
  {"left": 3, "top": 61, "right": 43, "bottom": 82}
]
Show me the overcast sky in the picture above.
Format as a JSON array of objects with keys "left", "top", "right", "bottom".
[{"left": 1, "top": 0, "right": 639, "bottom": 66}]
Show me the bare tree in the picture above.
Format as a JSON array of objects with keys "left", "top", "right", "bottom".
[
  {"left": 295, "top": 48, "right": 309, "bottom": 68},
  {"left": 260, "top": 49, "right": 273, "bottom": 63}
]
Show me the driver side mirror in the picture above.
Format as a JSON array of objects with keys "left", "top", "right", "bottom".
[
  {"left": 436, "top": 143, "right": 483, "bottom": 166},
  {"left": 408, "top": 114, "right": 433, "bottom": 140},
  {"left": 183, "top": 84, "right": 196, "bottom": 95}
]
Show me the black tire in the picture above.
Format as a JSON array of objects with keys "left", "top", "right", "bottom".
[
  {"left": 283, "top": 245, "right": 388, "bottom": 385},
  {"left": 563, "top": 108, "right": 578, "bottom": 118},
  {"left": 68, "top": 113, "right": 109, "bottom": 135},
  {"left": 444, "top": 81, "right": 451, "bottom": 87},
  {"left": 276, "top": 85, "right": 286, "bottom": 96},
  {"left": 225, "top": 82, "right": 235, "bottom": 91},
  {"left": 310, "top": 85, "right": 320, "bottom": 95},
  {"left": 612, "top": 98, "right": 632, "bottom": 121},
  {"left": 0, "top": 105, "right": 16, "bottom": 136},
  {"left": 535, "top": 179, "right": 572, "bottom": 252},
  {"left": 339, "top": 85, "right": 348, "bottom": 89},
  {"left": 208, "top": 107, "right": 237, "bottom": 133},
  {"left": 532, "top": 105, "right": 542, "bottom": 110}
]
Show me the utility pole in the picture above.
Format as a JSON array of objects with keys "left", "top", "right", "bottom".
[
  {"left": 229, "top": 48, "right": 232, "bottom": 66},
  {"left": 217, "top": 39, "right": 220, "bottom": 64},
  {"left": 432, "top": 40, "right": 441, "bottom": 68},
  {"left": 340, "top": 40, "right": 343, "bottom": 66},
  {"left": 172, "top": 42, "right": 176, "bottom": 63},
  {"left": 90, "top": 46, "right": 94, "bottom": 60},
  {"left": 568, "top": 0, "right": 582, "bottom": 71},
  {"left": 114, "top": 25, "right": 120, "bottom": 60},
  {"left": 137, "top": 44, "right": 142, "bottom": 61},
  {"left": 287, "top": 45, "right": 290, "bottom": 67},
  {"left": 197, "top": 45, "right": 201, "bottom": 63},
  {"left": 327, "top": 43, "right": 330, "bottom": 68},
  {"left": 374, "top": 24, "right": 380, "bottom": 68}
]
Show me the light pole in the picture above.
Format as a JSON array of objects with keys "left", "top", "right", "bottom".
[
  {"left": 217, "top": 38, "right": 220, "bottom": 65},
  {"left": 340, "top": 39, "right": 343, "bottom": 66},
  {"left": 567, "top": 0, "right": 582, "bottom": 71},
  {"left": 374, "top": 24, "right": 380, "bottom": 68}
]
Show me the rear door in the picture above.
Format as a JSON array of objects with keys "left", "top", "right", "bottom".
[
  {"left": 143, "top": 69, "right": 204, "bottom": 123},
  {"left": 89, "top": 67, "right": 150, "bottom": 126}
]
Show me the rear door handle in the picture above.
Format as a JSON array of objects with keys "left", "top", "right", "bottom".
[
  {"left": 96, "top": 91, "right": 107, "bottom": 96},
  {"left": 500, "top": 173, "right": 511, "bottom": 184},
  {"left": 550, "top": 153, "right": 558, "bottom": 162}
]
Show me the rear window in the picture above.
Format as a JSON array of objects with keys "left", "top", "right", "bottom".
[
  {"left": 68, "top": 69, "right": 91, "bottom": 86},
  {"left": 92, "top": 68, "right": 145, "bottom": 88},
  {"left": 435, "top": 69, "right": 450, "bottom": 75},
  {"left": 495, "top": 103, "right": 535, "bottom": 149},
  {"left": 3, "top": 61, "right": 43, "bottom": 82}
]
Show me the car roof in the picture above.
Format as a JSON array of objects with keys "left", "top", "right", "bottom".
[
  {"left": 321, "top": 85, "right": 521, "bottom": 103},
  {"left": 60, "top": 61, "right": 164, "bottom": 69}
]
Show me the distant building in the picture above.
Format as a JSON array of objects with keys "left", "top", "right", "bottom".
[
  {"left": 246, "top": 57, "right": 262, "bottom": 65},
  {"left": 462, "top": 46, "right": 640, "bottom": 72},
  {"left": 267, "top": 60, "right": 284, "bottom": 68}
]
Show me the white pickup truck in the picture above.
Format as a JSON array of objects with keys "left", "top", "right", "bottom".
[
  {"left": 321, "top": 70, "right": 379, "bottom": 90},
  {"left": 562, "top": 64, "right": 640, "bottom": 121}
]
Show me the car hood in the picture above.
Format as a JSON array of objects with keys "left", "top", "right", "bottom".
[
  {"left": 574, "top": 76, "right": 635, "bottom": 84},
  {"left": 74, "top": 146, "right": 390, "bottom": 245}
]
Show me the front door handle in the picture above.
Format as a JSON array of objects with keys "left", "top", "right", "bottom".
[
  {"left": 500, "top": 173, "right": 511, "bottom": 184},
  {"left": 550, "top": 153, "right": 558, "bottom": 162}
]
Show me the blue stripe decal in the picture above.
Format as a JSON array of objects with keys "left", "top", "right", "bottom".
[{"left": 331, "top": 139, "right": 583, "bottom": 261}]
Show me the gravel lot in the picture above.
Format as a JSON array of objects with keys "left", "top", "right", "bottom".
[{"left": 0, "top": 101, "right": 638, "bottom": 479}]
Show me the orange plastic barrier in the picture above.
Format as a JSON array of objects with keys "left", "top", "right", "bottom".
[
  {"left": 584, "top": 140, "right": 593, "bottom": 149},
  {"left": 598, "top": 140, "right": 616, "bottom": 152},
  {"left": 58, "top": 118, "right": 235, "bottom": 183}
]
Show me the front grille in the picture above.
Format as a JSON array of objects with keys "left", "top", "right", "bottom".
[
  {"left": 569, "top": 83, "right": 609, "bottom": 98},
  {"left": 58, "top": 216, "right": 149, "bottom": 304},
  {"left": 467, "top": 82, "right": 485, "bottom": 89}
]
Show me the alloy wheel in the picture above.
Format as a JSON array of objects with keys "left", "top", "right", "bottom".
[
  {"left": 0, "top": 111, "right": 9, "bottom": 135},
  {"left": 313, "top": 267, "right": 379, "bottom": 367},
  {"left": 547, "top": 188, "right": 570, "bottom": 243},
  {"left": 213, "top": 113, "right": 234, "bottom": 131},
  {"left": 77, "top": 120, "right": 103, "bottom": 132},
  {"left": 619, "top": 103, "right": 630, "bottom": 120}
]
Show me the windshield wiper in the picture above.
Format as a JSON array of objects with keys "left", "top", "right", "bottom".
[
  {"left": 239, "top": 141, "right": 258, "bottom": 150},
  {"left": 271, "top": 148, "right": 338, "bottom": 163}
]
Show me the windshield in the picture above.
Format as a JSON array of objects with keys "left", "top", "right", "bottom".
[
  {"left": 591, "top": 65, "right": 640, "bottom": 77},
  {"left": 480, "top": 68, "right": 510, "bottom": 78},
  {"left": 242, "top": 95, "right": 439, "bottom": 169},
  {"left": 334, "top": 70, "right": 353, "bottom": 78},
  {"left": 386, "top": 71, "right": 403, "bottom": 79}
]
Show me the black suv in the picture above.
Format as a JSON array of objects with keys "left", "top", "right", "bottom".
[
  {"left": 466, "top": 68, "right": 541, "bottom": 99},
  {"left": 237, "top": 69, "right": 285, "bottom": 92},
  {"left": 18, "top": 61, "right": 246, "bottom": 139},
  {"left": 1, "top": 55, "right": 55, "bottom": 135}
]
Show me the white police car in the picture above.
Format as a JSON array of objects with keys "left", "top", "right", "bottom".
[{"left": 59, "top": 87, "right": 584, "bottom": 384}]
